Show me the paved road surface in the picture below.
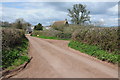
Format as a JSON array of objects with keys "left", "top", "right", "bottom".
[{"left": 13, "top": 35, "right": 118, "bottom": 78}]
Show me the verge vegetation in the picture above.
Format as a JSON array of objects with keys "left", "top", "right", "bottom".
[
  {"left": 68, "top": 40, "right": 120, "bottom": 64},
  {"left": 2, "top": 28, "right": 29, "bottom": 70}
]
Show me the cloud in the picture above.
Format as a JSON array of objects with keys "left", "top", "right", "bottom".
[
  {"left": 1, "top": 3, "right": 69, "bottom": 25},
  {"left": 85, "top": 2, "right": 117, "bottom": 15},
  {"left": 107, "top": 4, "right": 118, "bottom": 16},
  {"left": 1, "top": 2, "right": 118, "bottom": 26},
  {"left": 100, "top": 18, "right": 104, "bottom": 22}
]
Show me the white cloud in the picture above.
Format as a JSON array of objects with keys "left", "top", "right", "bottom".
[
  {"left": 1, "top": 3, "right": 68, "bottom": 26},
  {"left": 100, "top": 18, "right": 104, "bottom": 22},
  {"left": 0, "top": 3, "right": 2, "bottom": 19},
  {"left": 1, "top": 2, "right": 118, "bottom": 26},
  {"left": 107, "top": 4, "right": 118, "bottom": 15}
]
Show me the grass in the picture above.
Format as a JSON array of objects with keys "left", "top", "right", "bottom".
[
  {"left": 32, "top": 35, "right": 70, "bottom": 40},
  {"left": 2, "top": 39, "right": 30, "bottom": 70},
  {"left": 7, "top": 56, "right": 29, "bottom": 70},
  {"left": 68, "top": 40, "right": 120, "bottom": 64}
]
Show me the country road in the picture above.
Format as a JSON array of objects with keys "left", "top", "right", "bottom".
[{"left": 12, "top": 35, "right": 118, "bottom": 78}]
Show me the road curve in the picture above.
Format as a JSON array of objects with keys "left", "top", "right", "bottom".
[{"left": 12, "top": 35, "right": 118, "bottom": 78}]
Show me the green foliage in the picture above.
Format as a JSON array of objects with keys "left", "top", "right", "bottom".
[
  {"left": 68, "top": 41, "right": 120, "bottom": 64},
  {"left": 32, "top": 29, "right": 61, "bottom": 37},
  {"left": 2, "top": 28, "right": 25, "bottom": 50},
  {"left": 32, "top": 35, "right": 58, "bottom": 39},
  {"left": 68, "top": 4, "right": 90, "bottom": 25},
  {"left": 16, "top": 20, "right": 22, "bottom": 29},
  {"left": 32, "top": 35, "right": 70, "bottom": 40},
  {"left": 31, "top": 30, "right": 43, "bottom": 36},
  {"left": 13, "top": 18, "right": 31, "bottom": 30},
  {"left": 34, "top": 23, "right": 43, "bottom": 30},
  {"left": 2, "top": 39, "right": 29, "bottom": 69},
  {"left": 72, "top": 27, "right": 119, "bottom": 54},
  {"left": 32, "top": 29, "right": 71, "bottom": 39},
  {"left": 1, "top": 21, "right": 11, "bottom": 27},
  {"left": 51, "top": 25, "right": 65, "bottom": 32},
  {"left": 2, "top": 28, "right": 29, "bottom": 69},
  {"left": 56, "top": 32, "right": 71, "bottom": 39}
]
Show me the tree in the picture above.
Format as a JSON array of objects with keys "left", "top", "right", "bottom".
[
  {"left": 68, "top": 4, "right": 90, "bottom": 25},
  {"left": 34, "top": 23, "right": 43, "bottom": 30},
  {"left": 1, "top": 21, "right": 11, "bottom": 27},
  {"left": 16, "top": 20, "right": 22, "bottom": 29},
  {"left": 13, "top": 18, "right": 31, "bottom": 30}
]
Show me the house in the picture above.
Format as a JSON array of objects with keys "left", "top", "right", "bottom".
[
  {"left": 43, "top": 26, "right": 51, "bottom": 30},
  {"left": 52, "top": 19, "right": 69, "bottom": 26},
  {"left": 26, "top": 26, "right": 34, "bottom": 34}
]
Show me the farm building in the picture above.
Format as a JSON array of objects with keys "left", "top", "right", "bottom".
[
  {"left": 43, "top": 26, "right": 51, "bottom": 30},
  {"left": 26, "top": 26, "right": 34, "bottom": 34},
  {"left": 52, "top": 19, "right": 69, "bottom": 26}
]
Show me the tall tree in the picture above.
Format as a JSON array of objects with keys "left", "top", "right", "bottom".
[
  {"left": 13, "top": 18, "right": 31, "bottom": 30},
  {"left": 1, "top": 21, "right": 11, "bottom": 27},
  {"left": 68, "top": 4, "right": 90, "bottom": 25},
  {"left": 34, "top": 23, "right": 43, "bottom": 30}
]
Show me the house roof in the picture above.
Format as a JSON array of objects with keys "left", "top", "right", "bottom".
[{"left": 53, "top": 20, "right": 68, "bottom": 26}]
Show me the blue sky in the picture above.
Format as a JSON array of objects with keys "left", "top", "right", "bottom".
[{"left": 0, "top": 2, "right": 118, "bottom": 26}]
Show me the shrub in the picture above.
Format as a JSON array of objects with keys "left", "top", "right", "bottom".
[
  {"left": 34, "top": 23, "right": 43, "bottom": 30},
  {"left": 56, "top": 32, "right": 71, "bottom": 39},
  {"left": 2, "top": 28, "right": 28, "bottom": 69},
  {"left": 72, "top": 27, "right": 119, "bottom": 54},
  {"left": 51, "top": 25, "right": 65, "bottom": 32},
  {"left": 2, "top": 28, "right": 25, "bottom": 50},
  {"left": 32, "top": 29, "right": 62, "bottom": 37},
  {"left": 31, "top": 30, "right": 43, "bottom": 36}
]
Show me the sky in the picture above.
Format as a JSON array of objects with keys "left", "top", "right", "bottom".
[{"left": 0, "top": 1, "right": 119, "bottom": 27}]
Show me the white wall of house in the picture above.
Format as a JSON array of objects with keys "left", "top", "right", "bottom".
[
  {"left": 26, "top": 26, "right": 34, "bottom": 33},
  {"left": 43, "top": 26, "right": 51, "bottom": 30}
]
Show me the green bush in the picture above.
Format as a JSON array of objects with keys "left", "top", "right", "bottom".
[
  {"left": 2, "top": 28, "right": 29, "bottom": 69},
  {"left": 32, "top": 29, "right": 61, "bottom": 37},
  {"left": 52, "top": 25, "right": 65, "bottom": 32},
  {"left": 34, "top": 23, "right": 43, "bottom": 30},
  {"left": 31, "top": 30, "right": 43, "bottom": 36},
  {"left": 72, "top": 27, "right": 119, "bottom": 54},
  {"left": 2, "top": 28, "right": 25, "bottom": 50},
  {"left": 56, "top": 32, "right": 71, "bottom": 39}
]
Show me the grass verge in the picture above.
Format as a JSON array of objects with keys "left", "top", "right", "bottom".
[
  {"left": 2, "top": 39, "right": 30, "bottom": 70},
  {"left": 68, "top": 40, "right": 120, "bottom": 64},
  {"left": 32, "top": 35, "right": 70, "bottom": 40}
]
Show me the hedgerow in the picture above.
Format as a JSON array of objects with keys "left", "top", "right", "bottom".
[
  {"left": 72, "top": 27, "right": 119, "bottom": 54},
  {"left": 2, "top": 28, "right": 29, "bottom": 69}
]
